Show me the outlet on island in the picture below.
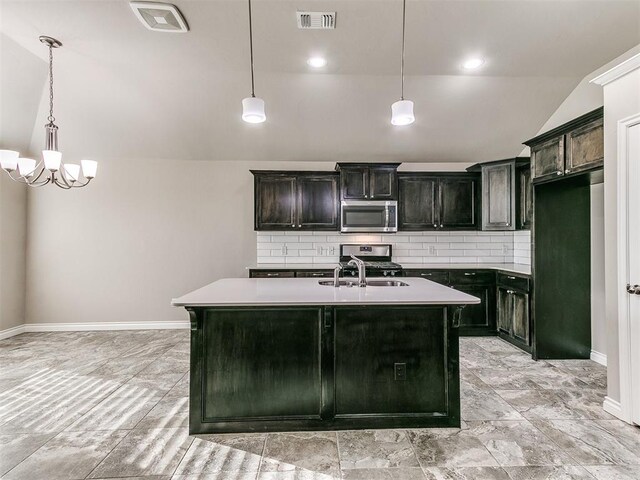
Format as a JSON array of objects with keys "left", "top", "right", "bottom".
[{"left": 394, "top": 362, "right": 407, "bottom": 381}]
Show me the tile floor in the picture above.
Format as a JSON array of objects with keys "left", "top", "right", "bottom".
[{"left": 0, "top": 331, "right": 639, "bottom": 480}]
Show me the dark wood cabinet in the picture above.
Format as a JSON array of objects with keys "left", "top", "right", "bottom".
[
  {"left": 565, "top": 118, "right": 604, "bottom": 175},
  {"left": 200, "top": 307, "right": 323, "bottom": 420},
  {"left": 525, "top": 108, "right": 603, "bottom": 184},
  {"left": 334, "top": 306, "right": 450, "bottom": 415},
  {"left": 254, "top": 175, "right": 297, "bottom": 230},
  {"left": 404, "top": 269, "right": 496, "bottom": 336},
  {"left": 496, "top": 273, "right": 531, "bottom": 352},
  {"left": 481, "top": 162, "right": 515, "bottom": 231},
  {"left": 252, "top": 171, "right": 339, "bottom": 231},
  {"left": 398, "top": 173, "right": 478, "bottom": 231},
  {"left": 517, "top": 165, "right": 533, "bottom": 229},
  {"left": 250, "top": 271, "right": 296, "bottom": 279},
  {"left": 336, "top": 163, "right": 399, "bottom": 200}
]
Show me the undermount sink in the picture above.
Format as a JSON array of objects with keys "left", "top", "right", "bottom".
[{"left": 318, "top": 280, "right": 409, "bottom": 287}]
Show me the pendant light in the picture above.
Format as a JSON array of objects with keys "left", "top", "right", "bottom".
[
  {"left": 0, "top": 36, "right": 97, "bottom": 188},
  {"left": 242, "top": 0, "right": 266, "bottom": 123},
  {"left": 391, "top": 0, "right": 415, "bottom": 126}
]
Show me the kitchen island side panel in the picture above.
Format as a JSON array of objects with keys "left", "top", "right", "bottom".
[{"left": 188, "top": 305, "right": 460, "bottom": 434}]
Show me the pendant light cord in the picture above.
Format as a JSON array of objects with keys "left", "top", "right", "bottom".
[
  {"left": 48, "top": 45, "right": 55, "bottom": 123},
  {"left": 248, "top": 0, "right": 256, "bottom": 98},
  {"left": 400, "top": 0, "right": 406, "bottom": 100}
]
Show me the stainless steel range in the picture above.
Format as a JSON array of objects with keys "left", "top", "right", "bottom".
[{"left": 339, "top": 244, "right": 403, "bottom": 277}]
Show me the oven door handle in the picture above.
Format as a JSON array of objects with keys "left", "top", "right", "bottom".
[{"left": 384, "top": 206, "right": 390, "bottom": 229}]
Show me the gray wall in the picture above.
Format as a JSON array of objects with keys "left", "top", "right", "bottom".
[
  {"left": 0, "top": 176, "right": 27, "bottom": 332},
  {"left": 590, "top": 183, "right": 606, "bottom": 358}
]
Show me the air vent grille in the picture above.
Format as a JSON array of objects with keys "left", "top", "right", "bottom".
[
  {"left": 130, "top": 2, "right": 189, "bottom": 33},
  {"left": 296, "top": 11, "right": 336, "bottom": 29}
]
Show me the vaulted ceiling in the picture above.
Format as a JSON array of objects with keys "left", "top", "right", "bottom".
[{"left": 1, "top": 0, "right": 639, "bottom": 163}]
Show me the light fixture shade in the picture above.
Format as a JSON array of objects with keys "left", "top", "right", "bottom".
[
  {"left": 242, "top": 97, "right": 266, "bottom": 124},
  {"left": 18, "top": 158, "right": 37, "bottom": 177},
  {"left": 391, "top": 99, "right": 415, "bottom": 126},
  {"left": 81, "top": 160, "right": 98, "bottom": 179},
  {"left": 64, "top": 163, "right": 81, "bottom": 181},
  {"left": 0, "top": 150, "right": 19, "bottom": 171},
  {"left": 43, "top": 150, "right": 62, "bottom": 171}
]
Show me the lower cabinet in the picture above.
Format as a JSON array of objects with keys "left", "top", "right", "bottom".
[
  {"left": 496, "top": 273, "right": 531, "bottom": 352},
  {"left": 249, "top": 269, "right": 332, "bottom": 278},
  {"left": 403, "top": 269, "right": 496, "bottom": 336}
]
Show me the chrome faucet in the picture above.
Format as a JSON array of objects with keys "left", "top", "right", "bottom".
[
  {"left": 333, "top": 264, "right": 343, "bottom": 287},
  {"left": 348, "top": 255, "right": 367, "bottom": 287}
]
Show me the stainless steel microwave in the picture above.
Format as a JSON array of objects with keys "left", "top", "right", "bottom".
[{"left": 340, "top": 200, "right": 398, "bottom": 233}]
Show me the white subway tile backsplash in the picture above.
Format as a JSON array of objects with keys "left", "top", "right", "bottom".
[{"left": 255, "top": 230, "right": 532, "bottom": 266}]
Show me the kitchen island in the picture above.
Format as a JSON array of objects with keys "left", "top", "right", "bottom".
[{"left": 172, "top": 277, "right": 479, "bottom": 434}]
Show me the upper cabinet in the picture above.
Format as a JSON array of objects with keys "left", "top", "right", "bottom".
[
  {"left": 398, "top": 173, "right": 479, "bottom": 231},
  {"left": 336, "top": 163, "right": 399, "bottom": 200},
  {"left": 252, "top": 171, "right": 339, "bottom": 231},
  {"left": 481, "top": 161, "right": 515, "bottom": 231},
  {"left": 468, "top": 158, "right": 530, "bottom": 231},
  {"left": 524, "top": 107, "right": 603, "bottom": 184}
]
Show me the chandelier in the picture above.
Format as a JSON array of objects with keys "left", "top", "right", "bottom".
[{"left": 0, "top": 36, "right": 97, "bottom": 188}]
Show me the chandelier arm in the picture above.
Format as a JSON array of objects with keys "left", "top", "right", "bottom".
[
  {"left": 52, "top": 176, "right": 73, "bottom": 190},
  {"left": 6, "top": 169, "right": 51, "bottom": 187},
  {"left": 55, "top": 169, "right": 74, "bottom": 188}
]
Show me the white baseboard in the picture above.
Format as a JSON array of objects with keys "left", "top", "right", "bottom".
[
  {"left": 590, "top": 350, "right": 607, "bottom": 366},
  {"left": 0, "top": 324, "right": 26, "bottom": 341},
  {"left": 0, "top": 321, "right": 189, "bottom": 340},
  {"left": 603, "top": 396, "right": 627, "bottom": 420}
]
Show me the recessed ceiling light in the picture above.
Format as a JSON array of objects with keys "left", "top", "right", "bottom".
[
  {"left": 462, "top": 58, "right": 484, "bottom": 70},
  {"left": 307, "top": 56, "right": 327, "bottom": 68}
]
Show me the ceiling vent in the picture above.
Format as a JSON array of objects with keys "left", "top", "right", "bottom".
[
  {"left": 130, "top": 2, "right": 189, "bottom": 32},
  {"left": 296, "top": 11, "right": 336, "bottom": 29}
]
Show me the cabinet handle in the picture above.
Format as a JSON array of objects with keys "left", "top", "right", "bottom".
[
  {"left": 311, "top": 273, "right": 324, "bottom": 277},
  {"left": 565, "top": 169, "right": 570, "bottom": 174},
  {"left": 421, "top": 273, "right": 433, "bottom": 277},
  {"left": 266, "top": 273, "right": 279, "bottom": 277},
  {"left": 433, "top": 223, "right": 438, "bottom": 228},
  {"left": 440, "top": 224, "right": 444, "bottom": 228},
  {"left": 557, "top": 171, "right": 562, "bottom": 176},
  {"left": 506, "top": 222, "right": 510, "bottom": 226},
  {"left": 298, "top": 224, "right": 301, "bottom": 228},
  {"left": 464, "top": 272, "right": 476, "bottom": 276},
  {"left": 507, "top": 276, "right": 516, "bottom": 280}
]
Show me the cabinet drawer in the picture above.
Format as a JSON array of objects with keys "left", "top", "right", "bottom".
[
  {"left": 250, "top": 270, "right": 295, "bottom": 278},
  {"left": 449, "top": 270, "right": 494, "bottom": 285},
  {"left": 497, "top": 272, "right": 529, "bottom": 291},
  {"left": 403, "top": 270, "right": 449, "bottom": 285},
  {"left": 295, "top": 271, "right": 333, "bottom": 278}
]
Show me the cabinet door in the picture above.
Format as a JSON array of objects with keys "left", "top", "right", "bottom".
[
  {"left": 341, "top": 167, "right": 369, "bottom": 200},
  {"left": 531, "top": 136, "right": 564, "bottom": 182},
  {"left": 518, "top": 166, "right": 533, "bottom": 229},
  {"left": 511, "top": 291, "right": 530, "bottom": 346},
  {"left": 439, "top": 177, "right": 478, "bottom": 229},
  {"left": 334, "top": 306, "right": 448, "bottom": 415},
  {"left": 566, "top": 118, "right": 603, "bottom": 175},
  {"left": 482, "top": 163, "right": 515, "bottom": 231},
  {"left": 255, "top": 175, "right": 297, "bottom": 230},
  {"left": 202, "top": 308, "right": 322, "bottom": 420},
  {"left": 398, "top": 176, "right": 438, "bottom": 230},
  {"left": 403, "top": 270, "right": 449, "bottom": 285},
  {"left": 295, "top": 271, "right": 333, "bottom": 278},
  {"left": 453, "top": 284, "right": 495, "bottom": 333},
  {"left": 369, "top": 167, "right": 398, "bottom": 200},
  {"left": 497, "top": 288, "right": 512, "bottom": 334},
  {"left": 297, "top": 175, "right": 339, "bottom": 230}
]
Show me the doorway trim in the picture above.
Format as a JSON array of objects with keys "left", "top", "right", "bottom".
[{"left": 610, "top": 112, "right": 640, "bottom": 423}]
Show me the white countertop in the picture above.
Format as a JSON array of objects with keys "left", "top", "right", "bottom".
[
  {"left": 172, "top": 277, "right": 481, "bottom": 307},
  {"left": 247, "top": 263, "right": 531, "bottom": 276}
]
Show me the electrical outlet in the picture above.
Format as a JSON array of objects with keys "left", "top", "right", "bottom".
[
  {"left": 502, "top": 244, "right": 509, "bottom": 255},
  {"left": 316, "top": 246, "right": 323, "bottom": 255},
  {"left": 281, "top": 245, "right": 288, "bottom": 256},
  {"left": 327, "top": 246, "right": 335, "bottom": 256},
  {"left": 394, "top": 363, "right": 407, "bottom": 381},
  {"left": 428, "top": 245, "right": 436, "bottom": 255}
]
